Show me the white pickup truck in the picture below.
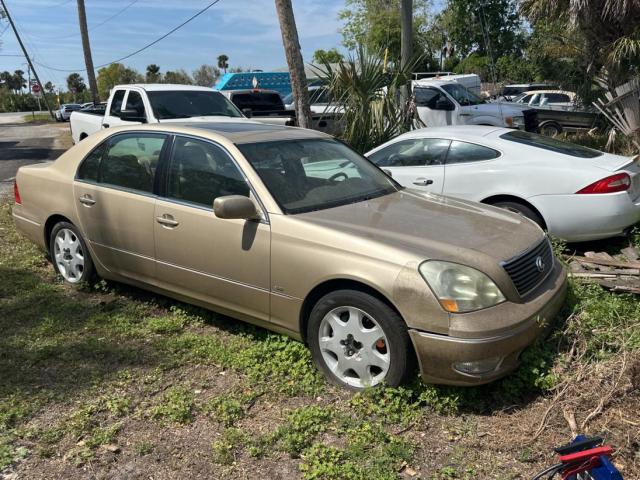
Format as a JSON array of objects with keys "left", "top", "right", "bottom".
[
  {"left": 412, "top": 78, "right": 538, "bottom": 132},
  {"left": 70, "top": 84, "right": 250, "bottom": 144}
]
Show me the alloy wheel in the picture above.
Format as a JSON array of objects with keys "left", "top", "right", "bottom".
[
  {"left": 53, "top": 228, "right": 85, "bottom": 283},
  {"left": 318, "top": 306, "right": 390, "bottom": 388}
]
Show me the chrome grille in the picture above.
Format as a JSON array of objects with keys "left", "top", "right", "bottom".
[{"left": 502, "top": 237, "right": 554, "bottom": 296}]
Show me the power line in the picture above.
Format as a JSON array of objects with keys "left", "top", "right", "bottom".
[
  {"left": 33, "top": 0, "right": 222, "bottom": 73},
  {"left": 26, "top": 0, "right": 141, "bottom": 41}
]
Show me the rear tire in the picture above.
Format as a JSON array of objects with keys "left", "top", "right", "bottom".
[
  {"left": 49, "top": 221, "right": 95, "bottom": 285},
  {"left": 307, "top": 289, "right": 413, "bottom": 390},
  {"left": 539, "top": 121, "right": 562, "bottom": 136},
  {"left": 492, "top": 201, "right": 545, "bottom": 229}
]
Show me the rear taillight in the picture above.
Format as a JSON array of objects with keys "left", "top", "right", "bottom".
[
  {"left": 13, "top": 179, "right": 21, "bottom": 204},
  {"left": 576, "top": 172, "right": 631, "bottom": 194}
]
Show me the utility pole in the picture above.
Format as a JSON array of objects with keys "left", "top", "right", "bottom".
[
  {"left": 1, "top": 0, "right": 55, "bottom": 119},
  {"left": 76, "top": 0, "right": 99, "bottom": 104},
  {"left": 400, "top": 0, "right": 413, "bottom": 104},
  {"left": 274, "top": 0, "right": 311, "bottom": 129}
]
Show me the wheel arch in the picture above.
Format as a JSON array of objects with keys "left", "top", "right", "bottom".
[
  {"left": 481, "top": 194, "right": 547, "bottom": 229},
  {"left": 298, "top": 278, "right": 406, "bottom": 344},
  {"left": 44, "top": 214, "right": 74, "bottom": 253}
]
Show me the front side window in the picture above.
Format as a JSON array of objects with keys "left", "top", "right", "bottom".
[
  {"left": 446, "top": 141, "right": 501, "bottom": 164},
  {"left": 147, "top": 91, "right": 242, "bottom": 120},
  {"left": 99, "top": 134, "right": 167, "bottom": 193},
  {"left": 369, "top": 138, "right": 451, "bottom": 167},
  {"left": 500, "top": 131, "right": 603, "bottom": 158},
  {"left": 414, "top": 87, "right": 450, "bottom": 109},
  {"left": 125, "top": 91, "right": 146, "bottom": 118},
  {"left": 109, "top": 90, "right": 126, "bottom": 117},
  {"left": 238, "top": 139, "right": 398, "bottom": 214},
  {"left": 167, "top": 136, "right": 249, "bottom": 207}
]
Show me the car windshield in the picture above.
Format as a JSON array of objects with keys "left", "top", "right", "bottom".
[
  {"left": 238, "top": 138, "right": 399, "bottom": 214},
  {"left": 147, "top": 90, "right": 243, "bottom": 119},
  {"left": 500, "top": 131, "right": 603, "bottom": 158},
  {"left": 441, "top": 83, "right": 484, "bottom": 106}
]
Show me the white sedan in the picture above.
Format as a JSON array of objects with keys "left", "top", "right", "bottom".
[{"left": 366, "top": 126, "right": 640, "bottom": 242}]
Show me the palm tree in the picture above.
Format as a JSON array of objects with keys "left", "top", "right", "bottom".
[
  {"left": 217, "top": 54, "right": 229, "bottom": 74},
  {"left": 521, "top": 0, "right": 640, "bottom": 84},
  {"left": 146, "top": 64, "right": 161, "bottom": 83}
]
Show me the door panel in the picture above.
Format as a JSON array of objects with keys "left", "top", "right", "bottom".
[
  {"left": 153, "top": 135, "right": 270, "bottom": 322},
  {"left": 73, "top": 133, "right": 168, "bottom": 282}
]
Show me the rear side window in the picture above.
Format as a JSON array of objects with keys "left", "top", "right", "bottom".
[
  {"left": 546, "top": 93, "right": 571, "bottom": 103},
  {"left": 369, "top": 138, "right": 451, "bottom": 167},
  {"left": 500, "top": 131, "right": 602, "bottom": 158},
  {"left": 99, "top": 134, "right": 167, "bottom": 193},
  {"left": 109, "top": 90, "right": 126, "bottom": 117},
  {"left": 166, "top": 136, "right": 249, "bottom": 207},
  {"left": 77, "top": 144, "right": 106, "bottom": 181},
  {"left": 446, "top": 141, "right": 500, "bottom": 164}
]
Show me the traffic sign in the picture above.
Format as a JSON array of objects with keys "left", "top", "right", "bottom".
[{"left": 31, "top": 83, "right": 42, "bottom": 97}]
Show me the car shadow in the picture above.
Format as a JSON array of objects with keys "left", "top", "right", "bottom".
[{"left": 0, "top": 140, "right": 66, "bottom": 162}]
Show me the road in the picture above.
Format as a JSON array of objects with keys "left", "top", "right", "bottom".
[{"left": 0, "top": 112, "right": 71, "bottom": 197}]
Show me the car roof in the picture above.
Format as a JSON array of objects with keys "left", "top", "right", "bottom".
[
  {"left": 520, "top": 90, "right": 574, "bottom": 96},
  {"left": 113, "top": 84, "right": 218, "bottom": 92},
  {"left": 110, "top": 121, "right": 331, "bottom": 144},
  {"left": 398, "top": 125, "right": 505, "bottom": 140}
]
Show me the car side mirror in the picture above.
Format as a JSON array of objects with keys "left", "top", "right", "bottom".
[
  {"left": 382, "top": 168, "right": 393, "bottom": 177},
  {"left": 120, "top": 109, "right": 147, "bottom": 123},
  {"left": 435, "top": 99, "right": 455, "bottom": 111},
  {"left": 242, "top": 108, "right": 253, "bottom": 118},
  {"left": 213, "top": 195, "right": 260, "bottom": 220}
]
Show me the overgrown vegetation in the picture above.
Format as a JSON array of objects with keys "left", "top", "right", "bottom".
[{"left": 0, "top": 200, "right": 638, "bottom": 477}]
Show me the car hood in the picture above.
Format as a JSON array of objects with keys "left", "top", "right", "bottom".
[{"left": 296, "top": 189, "right": 544, "bottom": 264}]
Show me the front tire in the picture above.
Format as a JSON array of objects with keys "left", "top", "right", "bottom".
[
  {"left": 49, "top": 221, "right": 95, "bottom": 284},
  {"left": 307, "top": 290, "right": 413, "bottom": 390}
]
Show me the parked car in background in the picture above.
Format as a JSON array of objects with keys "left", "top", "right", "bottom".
[
  {"left": 69, "top": 84, "right": 249, "bottom": 144},
  {"left": 366, "top": 126, "right": 640, "bottom": 242},
  {"left": 412, "top": 79, "right": 538, "bottom": 131},
  {"left": 220, "top": 88, "right": 295, "bottom": 126},
  {"left": 12, "top": 122, "right": 567, "bottom": 389},
  {"left": 500, "top": 83, "right": 558, "bottom": 101},
  {"left": 55, "top": 103, "right": 82, "bottom": 122},
  {"left": 513, "top": 90, "right": 576, "bottom": 109},
  {"left": 283, "top": 85, "right": 345, "bottom": 134}
]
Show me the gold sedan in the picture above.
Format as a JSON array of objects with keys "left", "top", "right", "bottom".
[{"left": 12, "top": 122, "right": 567, "bottom": 389}]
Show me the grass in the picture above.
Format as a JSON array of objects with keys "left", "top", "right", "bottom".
[
  {"left": 22, "top": 113, "right": 55, "bottom": 123},
  {"left": 1, "top": 199, "right": 639, "bottom": 477}
]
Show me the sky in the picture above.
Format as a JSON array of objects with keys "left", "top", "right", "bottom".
[{"left": 0, "top": 0, "right": 348, "bottom": 90}]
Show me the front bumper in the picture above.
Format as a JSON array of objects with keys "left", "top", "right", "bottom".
[{"left": 409, "top": 262, "right": 568, "bottom": 386}]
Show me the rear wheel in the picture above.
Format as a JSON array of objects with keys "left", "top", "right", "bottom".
[
  {"left": 492, "top": 200, "right": 545, "bottom": 229},
  {"left": 49, "top": 222, "right": 95, "bottom": 284},
  {"left": 539, "top": 121, "right": 562, "bottom": 136},
  {"left": 307, "top": 290, "right": 413, "bottom": 390}
]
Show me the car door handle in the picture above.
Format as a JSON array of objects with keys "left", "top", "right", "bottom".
[
  {"left": 413, "top": 178, "right": 434, "bottom": 186},
  {"left": 79, "top": 195, "right": 96, "bottom": 206},
  {"left": 156, "top": 215, "right": 179, "bottom": 228},
  {"left": 102, "top": 123, "right": 109, "bottom": 128}
]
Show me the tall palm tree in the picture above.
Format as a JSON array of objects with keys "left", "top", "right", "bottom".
[{"left": 217, "top": 54, "right": 229, "bottom": 74}]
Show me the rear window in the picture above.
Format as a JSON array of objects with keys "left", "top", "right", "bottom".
[
  {"left": 500, "top": 131, "right": 602, "bottom": 158},
  {"left": 231, "top": 92, "right": 284, "bottom": 112}
]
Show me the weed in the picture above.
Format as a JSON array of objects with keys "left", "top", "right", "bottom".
[
  {"left": 151, "top": 386, "right": 195, "bottom": 425},
  {"left": 275, "top": 406, "right": 332, "bottom": 457},
  {"left": 204, "top": 391, "right": 255, "bottom": 427},
  {"left": 134, "top": 440, "right": 154, "bottom": 456},
  {"left": 105, "top": 394, "right": 131, "bottom": 417},
  {"left": 212, "top": 427, "right": 246, "bottom": 465},
  {"left": 85, "top": 423, "right": 120, "bottom": 448}
]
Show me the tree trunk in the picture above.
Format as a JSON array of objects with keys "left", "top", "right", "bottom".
[
  {"left": 76, "top": 0, "right": 99, "bottom": 104},
  {"left": 274, "top": 0, "right": 311, "bottom": 129},
  {"left": 400, "top": 0, "right": 413, "bottom": 105}
]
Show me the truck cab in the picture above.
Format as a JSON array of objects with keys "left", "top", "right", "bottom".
[{"left": 413, "top": 79, "right": 537, "bottom": 132}]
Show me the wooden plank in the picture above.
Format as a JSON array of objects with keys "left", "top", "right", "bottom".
[
  {"left": 570, "top": 273, "right": 618, "bottom": 278},
  {"left": 621, "top": 247, "right": 640, "bottom": 262},
  {"left": 570, "top": 255, "right": 640, "bottom": 270}
]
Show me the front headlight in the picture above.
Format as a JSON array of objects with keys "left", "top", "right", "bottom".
[{"left": 419, "top": 261, "right": 505, "bottom": 313}]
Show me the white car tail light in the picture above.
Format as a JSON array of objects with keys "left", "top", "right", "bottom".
[{"left": 576, "top": 173, "right": 631, "bottom": 194}]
